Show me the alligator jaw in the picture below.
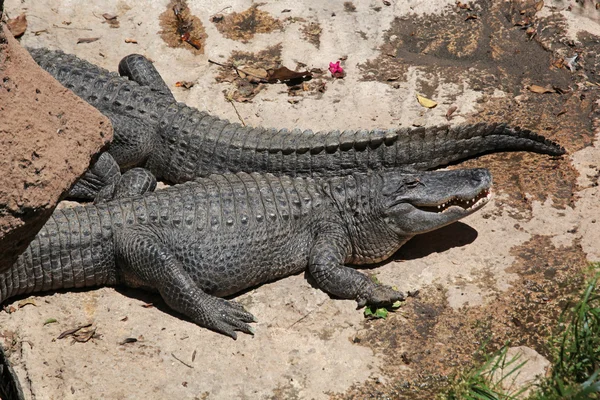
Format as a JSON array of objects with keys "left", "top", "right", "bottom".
[{"left": 416, "top": 187, "right": 493, "bottom": 214}]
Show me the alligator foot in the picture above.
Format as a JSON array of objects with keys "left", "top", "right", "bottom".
[
  {"left": 356, "top": 284, "right": 405, "bottom": 308},
  {"left": 94, "top": 167, "right": 157, "bottom": 203},
  {"left": 69, "top": 152, "right": 121, "bottom": 200},
  {"left": 118, "top": 54, "right": 175, "bottom": 100}
]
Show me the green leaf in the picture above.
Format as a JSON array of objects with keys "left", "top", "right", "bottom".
[
  {"left": 364, "top": 306, "right": 390, "bottom": 319},
  {"left": 391, "top": 301, "right": 403, "bottom": 309},
  {"left": 43, "top": 318, "right": 57, "bottom": 325},
  {"left": 375, "top": 308, "right": 389, "bottom": 319}
]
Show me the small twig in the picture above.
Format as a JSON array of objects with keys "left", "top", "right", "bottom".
[
  {"left": 210, "top": 6, "right": 232, "bottom": 17},
  {"left": 208, "top": 59, "right": 231, "bottom": 68},
  {"left": 171, "top": 352, "right": 194, "bottom": 368},
  {"left": 228, "top": 99, "right": 246, "bottom": 127},
  {"left": 208, "top": 59, "right": 267, "bottom": 82},
  {"left": 288, "top": 299, "right": 327, "bottom": 329},
  {"left": 52, "top": 24, "right": 93, "bottom": 31}
]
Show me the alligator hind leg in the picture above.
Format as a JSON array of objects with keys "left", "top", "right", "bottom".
[
  {"left": 118, "top": 54, "right": 175, "bottom": 101},
  {"left": 69, "top": 152, "right": 122, "bottom": 201},
  {"left": 94, "top": 168, "right": 157, "bottom": 203},
  {"left": 114, "top": 225, "right": 256, "bottom": 339}
]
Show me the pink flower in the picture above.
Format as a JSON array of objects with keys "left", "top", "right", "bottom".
[{"left": 329, "top": 61, "right": 345, "bottom": 78}]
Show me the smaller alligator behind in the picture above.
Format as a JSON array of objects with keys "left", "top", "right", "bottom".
[
  {"left": 28, "top": 48, "right": 563, "bottom": 200},
  {"left": 3, "top": 168, "right": 492, "bottom": 339}
]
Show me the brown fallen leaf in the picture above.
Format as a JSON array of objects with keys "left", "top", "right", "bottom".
[
  {"left": 528, "top": 84, "right": 555, "bottom": 94},
  {"left": 465, "top": 14, "right": 478, "bottom": 20},
  {"left": 124, "top": 38, "right": 138, "bottom": 44},
  {"left": 7, "top": 14, "right": 28, "bottom": 38},
  {"left": 119, "top": 337, "right": 138, "bottom": 345},
  {"left": 175, "top": 81, "right": 195, "bottom": 89},
  {"left": 102, "top": 13, "right": 118, "bottom": 20},
  {"left": 237, "top": 66, "right": 269, "bottom": 82},
  {"left": 535, "top": 0, "right": 544, "bottom": 12},
  {"left": 456, "top": 1, "right": 472, "bottom": 10},
  {"left": 446, "top": 105, "right": 458, "bottom": 120},
  {"left": 180, "top": 32, "right": 203, "bottom": 50},
  {"left": 58, "top": 323, "right": 93, "bottom": 340},
  {"left": 77, "top": 37, "right": 100, "bottom": 44},
  {"left": 266, "top": 66, "right": 312, "bottom": 83}
]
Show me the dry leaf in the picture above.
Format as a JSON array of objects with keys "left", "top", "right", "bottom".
[
  {"left": 416, "top": 93, "right": 438, "bottom": 108},
  {"left": 528, "top": 85, "right": 555, "bottom": 94},
  {"left": 446, "top": 105, "right": 458, "bottom": 120},
  {"left": 102, "top": 13, "right": 118, "bottom": 20},
  {"left": 57, "top": 324, "right": 96, "bottom": 342},
  {"left": 77, "top": 37, "right": 100, "bottom": 44},
  {"left": 535, "top": 0, "right": 544, "bottom": 11},
  {"left": 18, "top": 299, "right": 37, "bottom": 308},
  {"left": 465, "top": 14, "right": 478, "bottom": 20},
  {"left": 237, "top": 67, "right": 268, "bottom": 81},
  {"left": 456, "top": 1, "right": 472, "bottom": 10},
  {"left": 175, "top": 81, "right": 195, "bottom": 89},
  {"left": 7, "top": 14, "right": 28, "bottom": 38},
  {"left": 267, "top": 66, "right": 312, "bottom": 83},
  {"left": 124, "top": 38, "right": 138, "bottom": 44}
]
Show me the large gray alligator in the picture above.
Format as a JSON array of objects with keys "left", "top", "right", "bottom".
[
  {"left": 28, "top": 48, "right": 562, "bottom": 200},
  {"left": 2, "top": 168, "right": 491, "bottom": 339}
]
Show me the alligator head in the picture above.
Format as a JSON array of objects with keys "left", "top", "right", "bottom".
[
  {"left": 381, "top": 168, "right": 492, "bottom": 235},
  {"left": 339, "top": 168, "right": 493, "bottom": 264}
]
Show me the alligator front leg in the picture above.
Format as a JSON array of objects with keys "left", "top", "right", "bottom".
[
  {"left": 309, "top": 233, "right": 405, "bottom": 308},
  {"left": 114, "top": 225, "right": 256, "bottom": 339}
]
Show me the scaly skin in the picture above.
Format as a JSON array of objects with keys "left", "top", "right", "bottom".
[
  {"left": 28, "top": 48, "right": 562, "bottom": 199},
  {"left": 3, "top": 168, "right": 492, "bottom": 339}
]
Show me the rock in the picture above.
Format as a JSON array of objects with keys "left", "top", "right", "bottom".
[
  {"left": 0, "top": 24, "right": 112, "bottom": 270},
  {"left": 490, "top": 346, "right": 551, "bottom": 398}
]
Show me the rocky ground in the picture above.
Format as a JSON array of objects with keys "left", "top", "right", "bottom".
[{"left": 1, "top": 0, "right": 600, "bottom": 399}]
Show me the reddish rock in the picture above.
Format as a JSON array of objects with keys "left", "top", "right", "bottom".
[{"left": 0, "top": 24, "right": 112, "bottom": 270}]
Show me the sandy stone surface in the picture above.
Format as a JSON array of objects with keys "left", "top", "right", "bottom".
[
  {"left": 0, "top": 24, "right": 111, "bottom": 271},
  {"left": 1, "top": 0, "right": 600, "bottom": 399}
]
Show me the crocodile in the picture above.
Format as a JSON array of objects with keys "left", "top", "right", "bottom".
[
  {"left": 2, "top": 168, "right": 492, "bottom": 340},
  {"left": 27, "top": 48, "right": 563, "bottom": 200}
]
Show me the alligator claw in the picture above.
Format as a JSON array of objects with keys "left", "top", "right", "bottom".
[
  {"left": 203, "top": 298, "right": 256, "bottom": 339},
  {"left": 357, "top": 285, "right": 405, "bottom": 308}
]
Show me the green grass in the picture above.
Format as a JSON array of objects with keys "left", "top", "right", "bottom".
[
  {"left": 442, "top": 345, "right": 529, "bottom": 400},
  {"left": 530, "top": 275, "right": 600, "bottom": 399},
  {"left": 442, "top": 271, "right": 600, "bottom": 400}
]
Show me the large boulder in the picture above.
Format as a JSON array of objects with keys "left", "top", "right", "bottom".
[{"left": 0, "top": 24, "right": 112, "bottom": 270}]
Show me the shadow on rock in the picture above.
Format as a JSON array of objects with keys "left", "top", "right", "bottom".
[{"left": 394, "top": 221, "right": 478, "bottom": 261}]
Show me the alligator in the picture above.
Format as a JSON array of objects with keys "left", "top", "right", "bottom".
[
  {"left": 2, "top": 168, "right": 491, "bottom": 341},
  {"left": 27, "top": 48, "right": 563, "bottom": 200}
]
